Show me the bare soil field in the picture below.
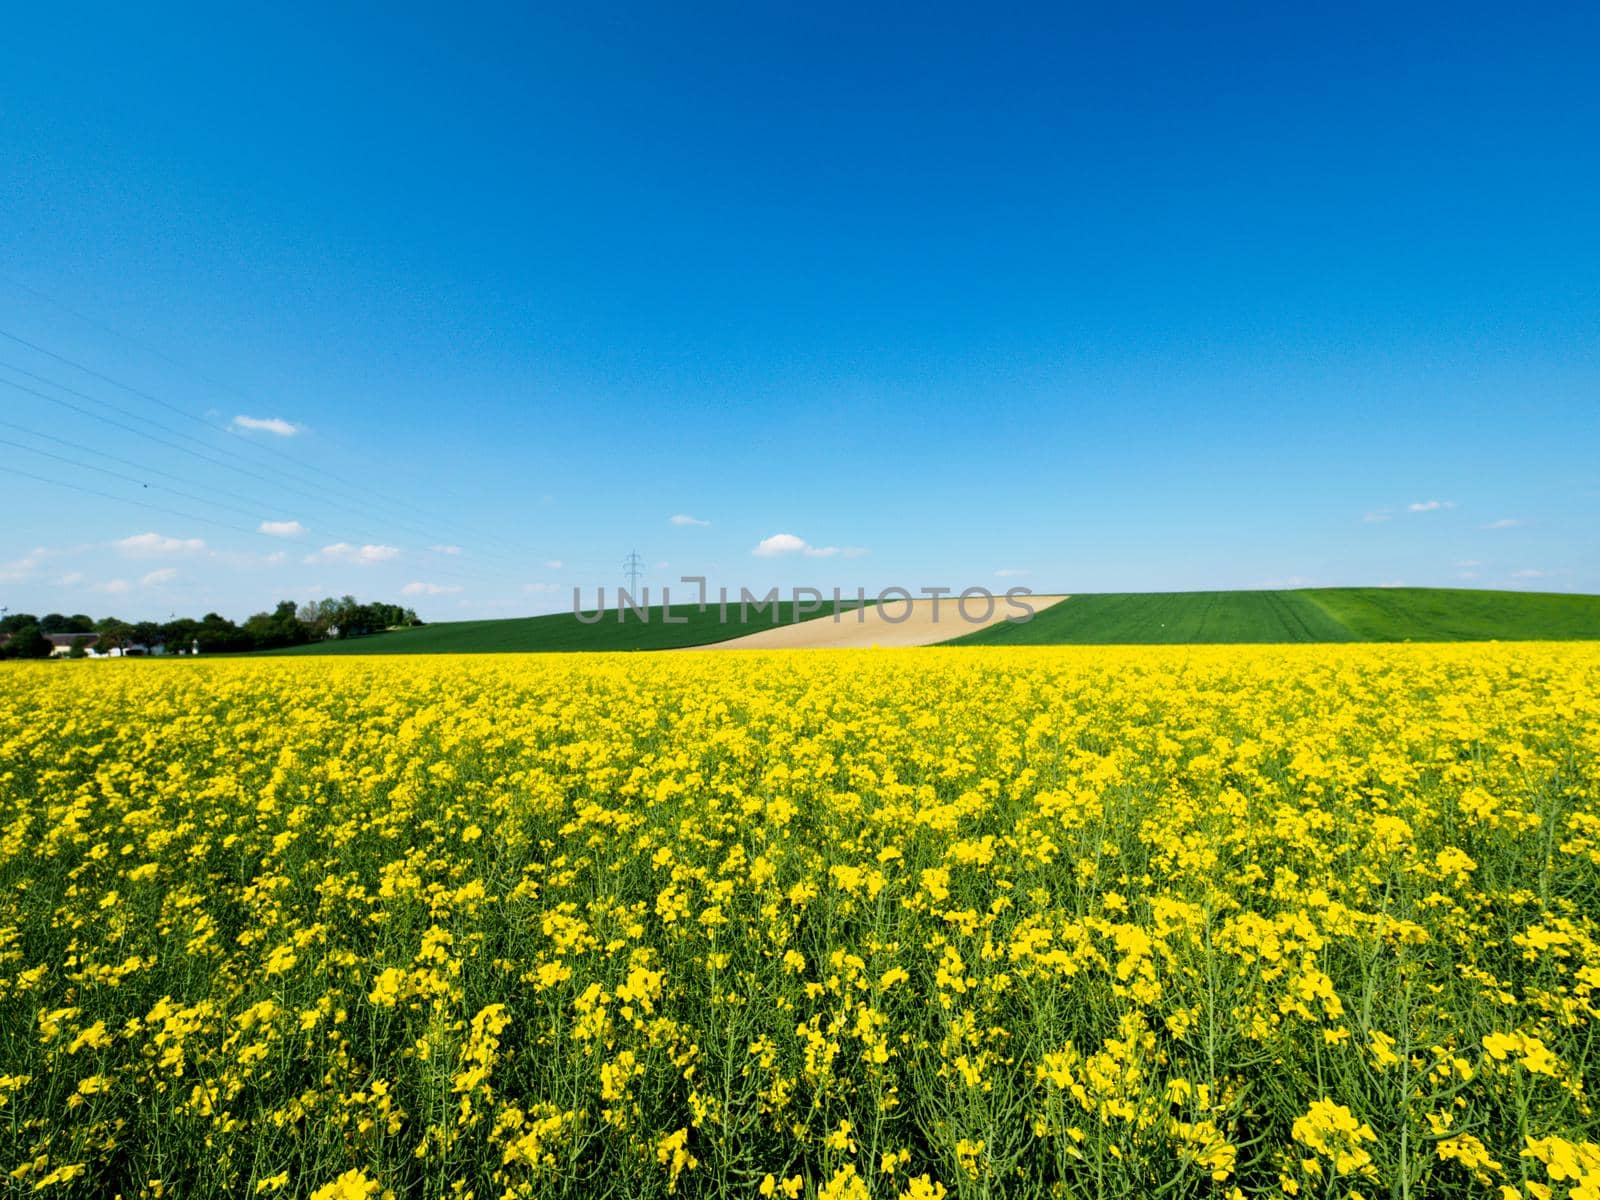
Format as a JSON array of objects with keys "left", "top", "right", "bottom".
[{"left": 696, "top": 594, "right": 1069, "bottom": 649}]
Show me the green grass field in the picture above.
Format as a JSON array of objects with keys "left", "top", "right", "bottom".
[
  {"left": 953, "top": 587, "right": 1600, "bottom": 645},
  {"left": 951, "top": 590, "right": 1355, "bottom": 645},
  {"left": 1299, "top": 586, "right": 1600, "bottom": 641},
  {"left": 259, "top": 588, "right": 1600, "bottom": 654},
  {"left": 261, "top": 599, "right": 868, "bottom": 655}
]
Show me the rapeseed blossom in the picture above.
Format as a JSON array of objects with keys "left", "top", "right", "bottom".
[{"left": 0, "top": 644, "right": 1596, "bottom": 1196}]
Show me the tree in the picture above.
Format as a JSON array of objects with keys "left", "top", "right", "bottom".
[
  {"left": 161, "top": 617, "right": 200, "bottom": 654},
  {"left": 195, "top": 612, "right": 250, "bottom": 654},
  {"left": 66, "top": 639, "right": 88, "bottom": 659},
  {"left": 39, "top": 613, "right": 70, "bottom": 634},
  {"left": 242, "top": 601, "right": 309, "bottom": 650},
  {"left": 0, "top": 612, "right": 39, "bottom": 635},
  {"left": 0, "top": 624, "right": 50, "bottom": 659},
  {"left": 96, "top": 617, "right": 133, "bottom": 655}
]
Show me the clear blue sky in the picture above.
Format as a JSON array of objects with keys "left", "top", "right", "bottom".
[{"left": 2, "top": 2, "right": 1596, "bottom": 621}]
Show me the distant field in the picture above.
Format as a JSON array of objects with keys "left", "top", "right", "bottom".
[
  {"left": 259, "top": 588, "right": 1600, "bottom": 655},
  {"left": 1299, "top": 587, "right": 1600, "bottom": 641},
  {"left": 949, "top": 590, "right": 1354, "bottom": 645},
  {"left": 952, "top": 587, "right": 1600, "bottom": 645},
  {"left": 260, "top": 600, "right": 867, "bottom": 655}
]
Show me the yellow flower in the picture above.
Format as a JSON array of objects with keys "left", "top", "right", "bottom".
[
  {"left": 1291, "top": 1099, "right": 1377, "bottom": 1176},
  {"left": 309, "top": 1169, "right": 379, "bottom": 1200}
]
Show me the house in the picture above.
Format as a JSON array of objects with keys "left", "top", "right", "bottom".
[
  {"left": 45, "top": 633, "right": 101, "bottom": 657},
  {"left": 116, "top": 642, "right": 167, "bottom": 657}
]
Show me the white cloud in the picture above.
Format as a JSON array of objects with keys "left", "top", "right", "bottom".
[
  {"left": 754, "top": 533, "right": 808, "bottom": 557},
  {"left": 670, "top": 514, "right": 710, "bottom": 527},
  {"left": 401, "top": 581, "right": 462, "bottom": 596},
  {"left": 140, "top": 568, "right": 178, "bottom": 586},
  {"left": 543, "top": 559, "right": 563, "bottom": 570},
  {"left": 1377, "top": 580, "right": 1407, "bottom": 588},
  {"left": 1362, "top": 510, "right": 1392, "bottom": 523},
  {"left": 212, "top": 548, "right": 289, "bottom": 569},
  {"left": 994, "top": 568, "right": 1031, "bottom": 578},
  {"left": 116, "top": 532, "right": 207, "bottom": 558},
  {"left": 2, "top": 546, "right": 64, "bottom": 581},
  {"left": 231, "top": 415, "right": 301, "bottom": 437},
  {"left": 1482, "top": 518, "right": 1522, "bottom": 530},
  {"left": 430, "top": 544, "right": 463, "bottom": 555},
  {"left": 93, "top": 579, "right": 132, "bottom": 595},
  {"left": 1511, "top": 568, "right": 1546, "bottom": 579},
  {"left": 1457, "top": 571, "right": 1480, "bottom": 580},
  {"left": 56, "top": 571, "right": 85, "bottom": 587},
  {"left": 1456, "top": 559, "right": 1482, "bottom": 568},
  {"left": 305, "top": 542, "right": 400, "bottom": 566},
  {"left": 523, "top": 582, "right": 562, "bottom": 594},
  {"left": 753, "top": 533, "right": 868, "bottom": 559},
  {"left": 1407, "top": 500, "right": 1456, "bottom": 513},
  {"left": 259, "top": 520, "right": 306, "bottom": 538},
  {"left": 655, "top": 560, "right": 670, "bottom": 569}
]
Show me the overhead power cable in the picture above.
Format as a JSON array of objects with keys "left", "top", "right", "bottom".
[
  {"left": 0, "top": 461, "right": 545, "bottom": 592},
  {"left": 0, "top": 370, "right": 533, "bottom": 568},
  {"left": 0, "top": 300, "right": 554, "bottom": 560}
]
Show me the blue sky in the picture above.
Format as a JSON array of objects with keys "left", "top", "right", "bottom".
[{"left": 2, "top": 2, "right": 1596, "bottom": 621}]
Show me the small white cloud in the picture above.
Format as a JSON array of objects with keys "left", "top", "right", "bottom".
[
  {"left": 1456, "top": 559, "right": 1482, "bottom": 568},
  {"left": 259, "top": 520, "right": 306, "bottom": 538},
  {"left": 655, "top": 560, "right": 670, "bottom": 569},
  {"left": 400, "top": 581, "right": 462, "bottom": 596},
  {"left": 140, "top": 568, "right": 178, "bottom": 586},
  {"left": 93, "top": 578, "right": 132, "bottom": 595},
  {"left": 1362, "top": 510, "right": 1392, "bottom": 523},
  {"left": 1377, "top": 580, "right": 1407, "bottom": 587},
  {"left": 231, "top": 415, "right": 301, "bottom": 437},
  {"left": 1457, "top": 571, "right": 1480, "bottom": 580},
  {"left": 430, "top": 544, "right": 463, "bottom": 555},
  {"left": 670, "top": 514, "right": 710, "bottom": 527},
  {"left": 116, "top": 532, "right": 207, "bottom": 558},
  {"left": 994, "top": 568, "right": 1031, "bottom": 578},
  {"left": 523, "top": 582, "right": 561, "bottom": 594},
  {"left": 753, "top": 533, "right": 866, "bottom": 559},
  {"left": 544, "top": 559, "right": 563, "bottom": 570},
  {"left": 754, "top": 533, "right": 808, "bottom": 557},
  {"left": 5, "top": 545, "right": 97, "bottom": 583},
  {"left": 1511, "top": 568, "right": 1546, "bottom": 579},
  {"left": 305, "top": 543, "right": 400, "bottom": 566},
  {"left": 1407, "top": 500, "right": 1456, "bottom": 513},
  {"left": 56, "top": 571, "right": 85, "bottom": 587},
  {"left": 1481, "top": 518, "right": 1521, "bottom": 530}
]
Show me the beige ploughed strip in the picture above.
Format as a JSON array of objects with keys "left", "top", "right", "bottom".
[{"left": 693, "top": 594, "right": 1069, "bottom": 650}]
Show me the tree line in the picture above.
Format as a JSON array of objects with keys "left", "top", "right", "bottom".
[{"left": 0, "top": 596, "right": 422, "bottom": 658}]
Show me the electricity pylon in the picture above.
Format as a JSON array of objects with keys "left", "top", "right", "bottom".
[{"left": 623, "top": 550, "right": 644, "bottom": 594}]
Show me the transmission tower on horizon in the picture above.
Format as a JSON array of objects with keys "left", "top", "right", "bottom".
[{"left": 622, "top": 550, "right": 644, "bottom": 594}]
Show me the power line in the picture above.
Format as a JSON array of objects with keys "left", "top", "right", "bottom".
[
  {"left": 0, "top": 433, "right": 289, "bottom": 525},
  {"left": 0, "top": 393, "right": 542, "bottom": 590},
  {"left": 623, "top": 549, "right": 644, "bottom": 593},
  {"left": 0, "top": 369, "right": 533, "bottom": 568},
  {"left": 0, "top": 297, "right": 556, "bottom": 561},
  {"left": 0, "top": 461, "right": 542, "bottom": 592},
  {"left": 0, "top": 414, "right": 288, "bottom": 512}
]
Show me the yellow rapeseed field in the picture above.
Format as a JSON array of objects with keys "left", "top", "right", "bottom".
[{"left": 1, "top": 646, "right": 1598, "bottom": 1199}]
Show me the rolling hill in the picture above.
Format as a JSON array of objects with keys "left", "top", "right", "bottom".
[
  {"left": 259, "top": 599, "right": 869, "bottom": 655},
  {"left": 257, "top": 588, "right": 1600, "bottom": 655},
  {"left": 949, "top": 587, "right": 1600, "bottom": 645}
]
